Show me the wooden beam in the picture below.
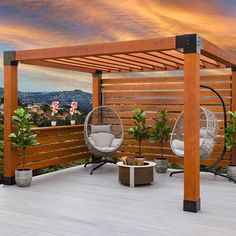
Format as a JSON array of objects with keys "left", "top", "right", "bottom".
[
  {"left": 231, "top": 68, "right": 236, "bottom": 165},
  {"left": 56, "top": 59, "right": 116, "bottom": 72},
  {"left": 72, "top": 57, "right": 134, "bottom": 71},
  {"left": 15, "top": 37, "right": 176, "bottom": 61},
  {"left": 129, "top": 53, "right": 179, "bottom": 69},
  {"left": 183, "top": 53, "right": 201, "bottom": 212},
  {"left": 21, "top": 60, "right": 96, "bottom": 73},
  {"left": 202, "top": 40, "right": 236, "bottom": 66},
  {"left": 99, "top": 55, "right": 145, "bottom": 70},
  {"left": 45, "top": 59, "right": 110, "bottom": 73},
  {"left": 3, "top": 65, "right": 18, "bottom": 185},
  {"left": 92, "top": 71, "right": 102, "bottom": 109}
]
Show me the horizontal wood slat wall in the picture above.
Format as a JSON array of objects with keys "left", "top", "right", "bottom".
[
  {"left": 103, "top": 75, "right": 232, "bottom": 167},
  {"left": 17, "top": 125, "right": 90, "bottom": 170}
]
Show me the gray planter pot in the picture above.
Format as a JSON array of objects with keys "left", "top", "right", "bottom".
[
  {"left": 15, "top": 169, "right": 32, "bottom": 187},
  {"left": 155, "top": 158, "right": 168, "bottom": 173},
  {"left": 227, "top": 165, "right": 236, "bottom": 181}
]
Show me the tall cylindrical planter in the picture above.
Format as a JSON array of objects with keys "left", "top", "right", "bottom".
[
  {"left": 15, "top": 169, "right": 32, "bottom": 187},
  {"left": 155, "top": 158, "right": 168, "bottom": 173},
  {"left": 227, "top": 165, "right": 236, "bottom": 181}
]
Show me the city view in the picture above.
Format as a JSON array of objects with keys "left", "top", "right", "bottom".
[{"left": 0, "top": 87, "right": 92, "bottom": 127}]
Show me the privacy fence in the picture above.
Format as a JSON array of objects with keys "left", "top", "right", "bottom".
[{"left": 103, "top": 74, "right": 232, "bottom": 167}]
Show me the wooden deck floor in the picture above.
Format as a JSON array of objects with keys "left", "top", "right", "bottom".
[{"left": 0, "top": 164, "right": 236, "bottom": 236}]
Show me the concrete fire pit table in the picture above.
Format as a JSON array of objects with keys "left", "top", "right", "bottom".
[{"left": 117, "top": 161, "right": 156, "bottom": 187}]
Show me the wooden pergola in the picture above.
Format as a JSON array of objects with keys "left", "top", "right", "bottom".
[{"left": 4, "top": 34, "right": 236, "bottom": 213}]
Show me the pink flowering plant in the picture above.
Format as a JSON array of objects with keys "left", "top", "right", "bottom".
[
  {"left": 51, "top": 101, "right": 59, "bottom": 121},
  {"left": 70, "top": 101, "right": 81, "bottom": 120}
]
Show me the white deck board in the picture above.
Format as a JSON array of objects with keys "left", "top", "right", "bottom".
[{"left": 0, "top": 164, "right": 236, "bottom": 236}]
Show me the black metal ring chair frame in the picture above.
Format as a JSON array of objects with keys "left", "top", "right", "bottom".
[{"left": 170, "top": 84, "right": 236, "bottom": 183}]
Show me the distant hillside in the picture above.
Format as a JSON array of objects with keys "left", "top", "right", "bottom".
[{"left": 0, "top": 88, "right": 92, "bottom": 110}]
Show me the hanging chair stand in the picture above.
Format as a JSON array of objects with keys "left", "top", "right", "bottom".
[
  {"left": 170, "top": 85, "right": 236, "bottom": 183},
  {"left": 84, "top": 106, "right": 124, "bottom": 175}
]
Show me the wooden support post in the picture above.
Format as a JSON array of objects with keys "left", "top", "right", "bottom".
[
  {"left": 183, "top": 53, "right": 201, "bottom": 212},
  {"left": 91, "top": 70, "right": 102, "bottom": 162},
  {"left": 92, "top": 70, "right": 102, "bottom": 109},
  {"left": 3, "top": 51, "right": 18, "bottom": 185},
  {"left": 231, "top": 67, "right": 236, "bottom": 165}
]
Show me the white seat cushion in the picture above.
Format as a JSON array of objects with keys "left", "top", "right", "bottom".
[
  {"left": 111, "top": 138, "right": 122, "bottom": 148},
  {"left": 200, "top": 129, "right": 207, "bottom": 138},
  {"left": 93, "top": 146, "right": 116, "bottom": 152},
  {"left": 172, "top": 139, "right": 184, "bottom": 150},
  {"left": 89, "top": 132, "right": 115, "bottom": 148}
]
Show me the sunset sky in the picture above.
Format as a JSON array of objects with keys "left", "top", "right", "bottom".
[{"left": 0, "top": 0, "right": 235, "bottom": 92}]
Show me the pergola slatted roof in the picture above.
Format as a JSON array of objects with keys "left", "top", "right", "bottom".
[{"left": 10, "top": 34, "right": 236, "bottom": 73}]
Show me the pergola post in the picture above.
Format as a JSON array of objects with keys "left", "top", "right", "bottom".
[
  {"left": 91, "top": 70, "right": 102, "bottom": 163},
  {"left": 177, "top": 35, "right": 201, "bottom": 212},
  {"left": 92, "top": 70, "right": 102, "bottom": 109},
  {"left": 3, "top": 51, "right": 18, "bottom": 185},
  {"left": 231, "top": 67, "right": 236, "bottom": 165}
]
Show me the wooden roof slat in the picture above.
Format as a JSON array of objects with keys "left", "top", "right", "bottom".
[
  {"left": 57, "top": 58, "right": 115, "bottom": 72},
  {"left": 45, "top": 59, "right": 111, "bottom": 72},
  {"left": 110, "top": 55, "right": 156, "bottom": 70},
  {"left": 100, "top": 55, "right": 149, "bottom": 70},
  {"left": 147, "top": 51, "right": 184, "bottom": 67},
  {"left": 132, "top": 52, "right": 180, "bottom": 69},
  {"left": 125, "top": 53, "right": 167, "bottom": 69},
  {"left": 64, "top": 58, "right": 131, "bottom": 72},
  {"left": 21, "top": 60, "right": 96, "bottom": 73},
  {"left": 114, "top": 54, "right": 165, "bottom": 70},
  {"left": 96, "top": 55, "right": 143, "bottom": 69},
  {"left": 72, "top": 57, "right": 134, "bottom": 71}
]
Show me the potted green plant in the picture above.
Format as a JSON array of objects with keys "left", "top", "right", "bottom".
[
  {"left": 9, "top": 108, "right": 39, "bottom": 187},
  {"left": 149, "top": 110, "right": 171, "bottom": 173},
  {"left": 225, "top": 111, "right": 236, "bottom": 181},
  {"left": 128, "top": 108, "right": 149, "bottom": 165}
]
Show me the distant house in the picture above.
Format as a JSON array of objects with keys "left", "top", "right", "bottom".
[{"left": 0, "top": 104, "right": 4, "bottom": 114}]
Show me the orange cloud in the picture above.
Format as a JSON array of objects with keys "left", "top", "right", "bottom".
[{"left": 0, "top": 0, "right": 235, "bottom": 93}]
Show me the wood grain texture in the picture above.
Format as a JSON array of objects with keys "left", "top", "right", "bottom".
[
  {"left": 231, "top": 71, "right": 236, "bottom": 165},
  {"left": 3, "top": 65, "right": 18, "bottom": 178},
  {"left": 103, "top": 73, "right": 231, "bottom": 169},
  {"left": 15, "top": 36, "right": 176, "bottom": 61},
  {"left": 93, "top": 73, "right": 102, "bottom": 109},
  {"left": 183, "top": 53, "right": 200, "bottom": 202}
]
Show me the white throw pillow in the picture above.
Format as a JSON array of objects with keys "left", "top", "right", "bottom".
[{"left": 91, "top": 125, "right": 111, "bottom": 133}]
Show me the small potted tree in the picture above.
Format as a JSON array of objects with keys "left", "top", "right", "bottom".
[
  {"left": 128, "top": 108, "right": 149, "bottom": 165},
  {"left": 9, "top": 108, "right": 39, "bottom": 187},
  {"left": 51, "top": 101, "right": 59, "bottom": 126},
  {"left": 118, "top": 108, "right": 155, "bottom": 187},
  {"left": 225, "top": 111, "right": 236, "bottom": 180},
  {"left": 149, "top": 110, "right": 171, "bottom": 173}
]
